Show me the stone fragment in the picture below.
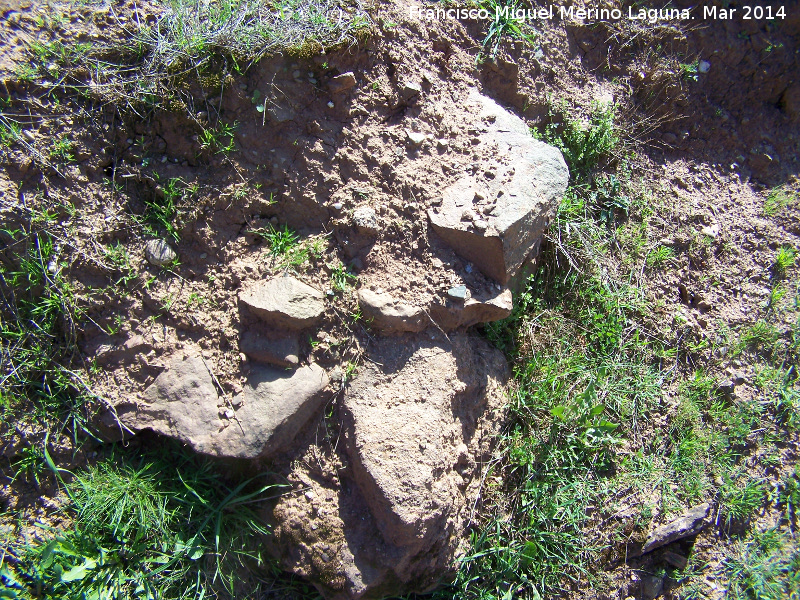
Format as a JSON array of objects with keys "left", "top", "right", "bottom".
[
  {"left": 641, "top": 503, "right": 710, "bottom": 554},
  {"left": 406, "top": 130, "right": 428, "bottom": 145},
  {"left": 329, "top": 72, "right": 357, "bottom": 94},
  {"left": 239, "top": 330, "right": 300, "bottom": 368},
  {"left": 640, "top": 574, "right": 664, "bottom": 600},
  {"left": 401, "top": 80, "right": 422, "bottom": 100},
  {"left": 662, "top": 550, "right": 688, "bottom": 570},
  {"left": 701, "top": 223, "right": 720, "bottom": 238},
  {"left": 122, "top": 355, "right": 328, "bottom": 459},
  {"left": 144, "top": 239, "right": 177, "bottom": 266},
  {"left": 239, "top": 276, "right": 325, "bottom": 329},
  {"left": 428, "top": 90, "right": 568, "bottom": 285},
  {"left": 431, "top": 288, "right": 512, "bottom": 330},
  {"left": 358, "top": 289, "right": 427, "bottom": 334},
  {"left": 352, "top": 206, "right": 378, "bottom": 233},
  {"left": 447, "top": 285, "right": 467, "bottom": 301},
  {"left": 121, "top": 356, "right": 221, "bottom": 452},
  {"left": 216, "top": 363, "right": 329, "bottom": 458},
  {"left": 698, "top": 60, "right": 711, "bottom": 73}
]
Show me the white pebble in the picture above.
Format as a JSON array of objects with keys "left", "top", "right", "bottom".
[{"left": 327, "top": 101, "right": 335, "bottom": 108}]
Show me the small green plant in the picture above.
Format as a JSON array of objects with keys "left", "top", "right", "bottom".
[
  {"left": 0, "top": 114, "right": 22, "bottom": 147},
  {"left": 343, "top": 361, "right": 357, "bottom": 383},
  {"left": 774, "top": 245, "right": 796, "bottom": 279},
  {"left": 719, "top": 476, "right": 765, "bottom": 527},
  {"left": 49, "top": 135, "right": 76, "bottom": 163},
  {"left": 763, "top": 186, "right": 796, "bottom": 216},
  {"left": 591, "top": 173, "right": 630, "bottom": 228},
  {"left": 779, "top": 466, "right": 800, "bottom": 521},
  {"left": 331, "top": 264, "right": 357, "bottom": 292},
  {"left": 10, "top": 444, "right": 48, "bottom": 487},
  {"left": 679, "top": 59, "right": 700, "bottom": 81},
  {"left": 259, "top": 224, "right": 299, "bottom": 257},
  {"left": 199, "top": 121, "right": 238, "bottom": 154},
  {"left": 740, "top": 320, "right": 781, "bottom": 354},
  {"left": 187, "top": 292, "right": 206, "bottom": 309},
  {"left": 477, "top": 0, "right": 536, "bottom": 61},
  {"left": 534, "top": 100, "right": 619, "bottom": 176},
  {"left": 141, "top": 178, "right": 185, "bottom": 242},
  {"left": 647, "top": 245, "right": 674, "bottom": 269},
  {"left": 102, "top": 242, "right": 137, "bottom": 287}
]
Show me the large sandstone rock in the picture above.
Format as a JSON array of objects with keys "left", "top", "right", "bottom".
[
  {"left": 270, "top": 333, "right": 509, "bottom": 598},
  {"left": 428, "top": 90, "right": 569, "bottom": 285},
  {"left": 121, "top": 355, "right": 328, "bottom": 459},
  {"left": 240, "top": 275, "right": 325, "bottom": 329}
]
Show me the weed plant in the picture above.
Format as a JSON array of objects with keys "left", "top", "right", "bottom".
[
  {"left": 0, "top": 227, "right": 96, "bottom": 439},
  {"left": 477, "top": 0, "right": 536, "bottom": 61},
  {"left": 6, "top": 444, "right": 280, "bottom": 600}
]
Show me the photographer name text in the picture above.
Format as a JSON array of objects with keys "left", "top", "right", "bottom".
[{"left": 411, "top": 5, "right": 787, "bottom": 24}]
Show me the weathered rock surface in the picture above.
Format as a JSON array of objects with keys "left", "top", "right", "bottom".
[
  {"left": 240, "top": 276, "right": 325, "bottom": 329},
  {"left": 271, "top": 333, "right": 508, "bottom": 599},
  {"left": 357, "top": 289, "right": 427, "bottom": 333},
  {"left": 352, "top": 206, "right": 378, "bottom": 234},
  {"left": 428, "top": 90, "right": 569, "bottom": 285},
  {"left": 144, "top": 238, "right": 177, "bottom": 266},
  {"left": 121, "top": 355, "right": 328, "bottom": 459},
  {"left": 430, "top": 288, "right": 512, "bottom": 330},
  {"left": 357, "top": 287, "right": 512, "bottom": 333},
  {"left": 223, "top": 363, "right": 329, "bottom": 458},
  {"left": 329, "top": 72, "right": 357, "bottom": 94},
  {"left": 640, "top": 503, "right": 710, "bottom": 554},
  {"left": 239, "top": 330, "right": 300, "bottom": 368}
]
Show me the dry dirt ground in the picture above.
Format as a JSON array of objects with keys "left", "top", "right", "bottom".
[{"left": 0, "top": 0, "right": 799, "bottom": 599}]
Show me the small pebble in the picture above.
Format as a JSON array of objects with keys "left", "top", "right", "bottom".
[{"left": 327, "top": 101, "right": 335, "bottom": 108}]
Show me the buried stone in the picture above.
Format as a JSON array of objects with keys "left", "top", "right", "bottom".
[
  {"left": 120, "top": 355, "right": 329, "bottom": 459},
  {"left": 239, "top": 275, "right": 325, "bottom": 329},
  {"left": 271, "top": 332, "right": 509, "bottom": 598},
  {"left": 428, "top": 90, "right": 569, "bottom": 286}
]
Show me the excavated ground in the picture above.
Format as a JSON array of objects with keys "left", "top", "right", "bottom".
[{"left": 1, "top": 0, "right": 799, "bottom": 599}]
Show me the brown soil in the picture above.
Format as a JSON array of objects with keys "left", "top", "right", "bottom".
[{"left": 1, "top": 0, "right": 799, "bottom": 598}]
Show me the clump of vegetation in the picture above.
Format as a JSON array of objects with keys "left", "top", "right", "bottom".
[
  {"left": 773, "top": 245, "right": 796, "bottom": 279},
  {"left": 140, "top": 178, "right": 189, "bottom": 242},
  {"left": 723, "top": 529, "right": 800, "bottom": 599},
  {"left": 199, "top": 121, "right": 238, "bottom": 155},
  {"left": 534, "top": 99, "right": 619, "bottom": 177},
  {"left": 477, "top": 0, "right": 536, "bottom": 61},
  {"left": 16, "top": 0, "right": 371, "bottom": 110},
  {"left": 0, "top": 225, "right": 96, "bottom": 439},
  {"left": 763, "top": 186, "right": 797, "bottom": 216},
  {"left": 7, "top": 446, "right": 279, "bottom": 600},
  {"left": 249, "top": 224, "right": 326, "bottom": 270}
]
